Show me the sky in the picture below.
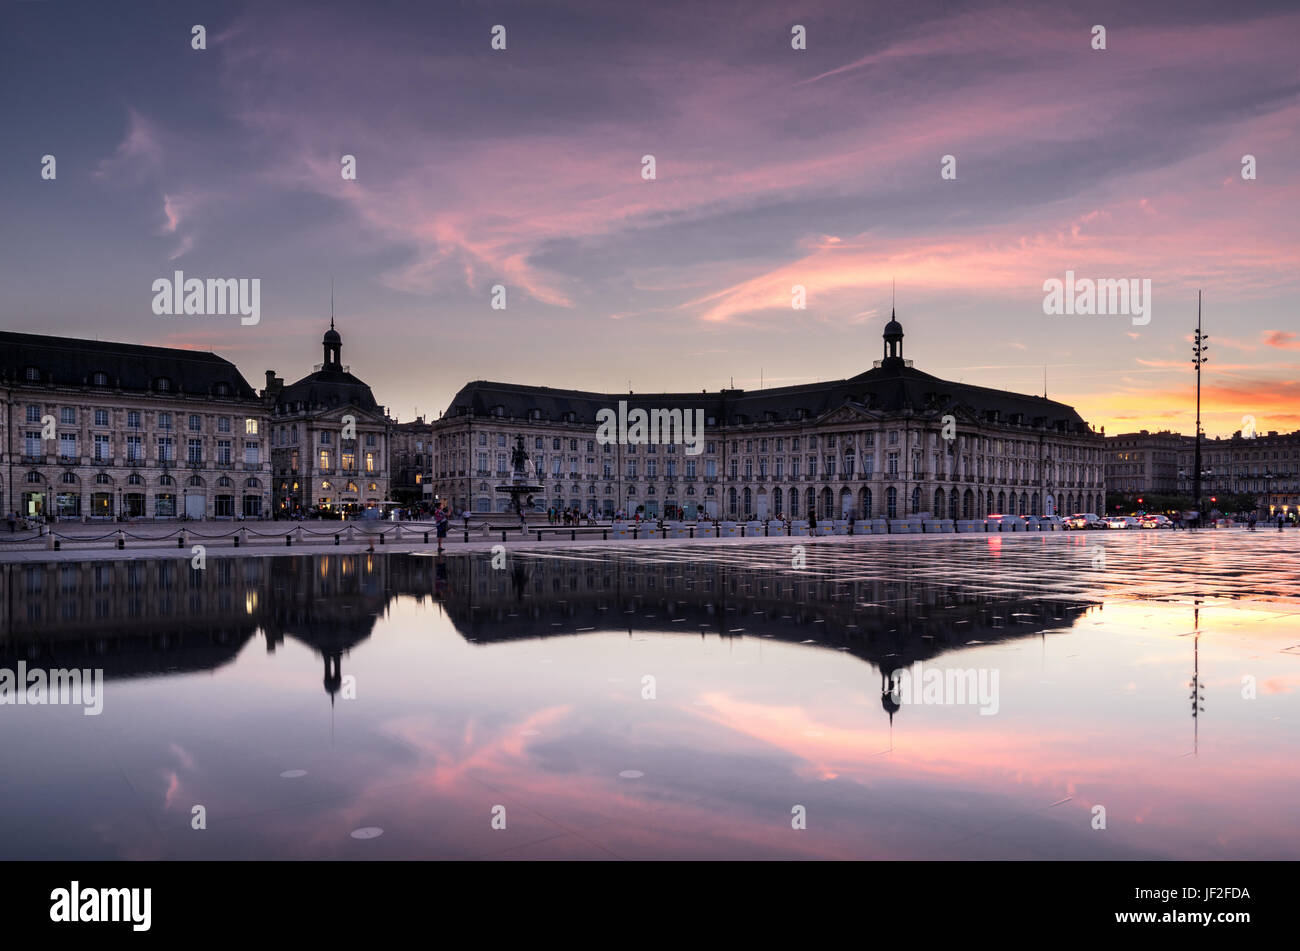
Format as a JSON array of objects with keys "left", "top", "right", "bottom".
[{"left": 1, "top": 0, "right": 1297, "bottom": 437}]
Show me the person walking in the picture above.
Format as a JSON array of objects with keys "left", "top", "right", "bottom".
[
  {"left": 435, "top": 504, "right": 448, "bottom": 553},
  {"left": 1279, "top": 512, "right": 1286, "bottom": 532}
]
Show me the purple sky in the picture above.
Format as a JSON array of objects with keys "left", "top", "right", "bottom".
[{"left": 2, "top": 0, "right": 1297, "bottom": 435}]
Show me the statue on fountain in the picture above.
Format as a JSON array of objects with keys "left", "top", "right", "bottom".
[{"left": 510, "top": 435, "right": 529, "bottom": 477}]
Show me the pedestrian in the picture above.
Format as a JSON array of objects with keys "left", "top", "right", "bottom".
[
  {"left": 6, "top": 511, "right": 14, "bottom": 533},
  {"left": 1279, "top": 512, "right": 1286, "bottom": 532},
  {"left": 1248, "top": 511, "right": 1257, "bottom": 532},
  {"left": 435, "top": 504, "right": 448, "bottom": 553}
]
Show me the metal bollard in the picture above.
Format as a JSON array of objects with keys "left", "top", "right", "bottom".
[
  {"left": 764, "top": 523, "right": 769, "bottom": 536},
  {"left": 178, "top": 537, "right": 184, "bottom": 548},
  {"left": 536, "top": 531, "right": 541, "bottom": 541},
  {"left": 335, "top": 533, "right": 341, "bottom": 546},
  {"left": 286, "top": 534, "right": 292, "bottom": 546},
  {"left": 378, "top": 533, "right": 385, "bottom": 545},
  {"left": 603, "top": 529, "right": 608, "bottom": 540},
  {"left": 234, "top": 535, "right": 240, "bottom": 547},
  {"left": 424, "top": 532, "right": 429, "bottom": 543},
  {"left": 502, "top": 531, "right": 507, "bottom": 543},
  {"left": 741, "top": 525, "right": 746, "bottom": 537},
  {"left": 53, "top": 539, "right": 61, "bottom": 551},
  {"left": 117, "top": 537, "right": 125, "bottom": 550},
  {"left": 633, "top": 528, "right": 638, "bottom": 540},
  {"left": 689, "top": 526, "right": 695, "bottom": 538},
  {"left": 571, "top": 530, "right": 576, "bottom": 541},
  {"left": 463, "top": 531, "right": 469, "bottom": 543}
]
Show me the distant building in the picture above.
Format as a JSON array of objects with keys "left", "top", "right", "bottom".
[
  {"left": 1177, "top": 429, "right": 1300, "bottom": 516},
  {"left": 1104, "top": 430, "right": 1187, "bottom": 494},
  {"left": 0, "top": 331, "right": 270, "bottom": 519},
  {"left": 389, "top": 417, "right": 433, "bottom": 505},
  {"left": 428, "top": 315, "right": 1106, "bottom": 519},
  {"left": 266, "top": 321, "right": 392, "bottom": 515}
]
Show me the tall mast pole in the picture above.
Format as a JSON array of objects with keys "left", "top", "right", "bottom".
[{"left": 1192, "top": 291, "right": 1208, "bottom": 522}]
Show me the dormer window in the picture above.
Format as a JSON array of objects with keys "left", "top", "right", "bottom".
[
  {"left": 155, "top": 377, "right": 172, "bottom": 392},
  {"left": 25, "top": 366, "right": 40, "bottom": 382},
  {"left": 214, "top": 382, "right": 230, "bottom": 396},
  {"left": 92, "top": 371, "right": 109, "bottom": 387}
]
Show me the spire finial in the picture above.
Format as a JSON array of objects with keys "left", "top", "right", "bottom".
[
  {"left": 891, "top": 276, "right": 895, "bottom": 317},
  {"left": 330, "top": 275, "right": 335, "bottom": 328}
]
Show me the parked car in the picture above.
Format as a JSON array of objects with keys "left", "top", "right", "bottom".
[
  {"left": 1105, "top": 516, "right": 1140, "bottom": 529},
  {"left": 985, "top": 513, "right": 1025, "bottom": 527},
  {"left": 1066, "top": 513, "right": 1104, "bottom": 530},
  {"left": 1139, "top": 514, "right": 1173, "bottom": 529}
]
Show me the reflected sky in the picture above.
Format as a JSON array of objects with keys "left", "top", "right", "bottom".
[{"left": 1, "top": 533, "right": 1297, "bottom": 859}]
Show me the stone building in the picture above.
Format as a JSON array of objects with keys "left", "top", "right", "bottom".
[
  {"left": 428, "top": 315, "right": 1106, "bottom": 520},
  {"left": 266, "top": 320, "right": 392, "bottom": 516},
  {"left": 1176, "top": 429, "right": 1300, "bottom": 516},
  {"left": 389, "top": 417, "right": 433, "bottom": 506},
  {"left": 0, "top": 331, "right": 270, "bottom": 519},
  {"left": 1104, "top": 429, "right": 1187, "bottom": 494}
]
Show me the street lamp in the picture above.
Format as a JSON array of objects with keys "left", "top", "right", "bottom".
[{"left": 1191, "top": 291, "right": 1208, "bottom": 525}]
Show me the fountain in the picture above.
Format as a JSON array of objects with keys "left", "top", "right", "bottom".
[{"left": 495, "top": 436, "right": 544, "bottom": 520}]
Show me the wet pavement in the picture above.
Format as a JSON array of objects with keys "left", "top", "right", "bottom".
[{"left": 1, "top": 530, "right": 1297, "bottom": 859}]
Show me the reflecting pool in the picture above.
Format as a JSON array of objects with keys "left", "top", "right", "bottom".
[{"left": 1, "top": 532, "right": 1297, "bottom": 859}]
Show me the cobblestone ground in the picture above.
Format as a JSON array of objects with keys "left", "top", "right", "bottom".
[{"left": 1, "top": 529, "right": 1296, "bottom": 859}]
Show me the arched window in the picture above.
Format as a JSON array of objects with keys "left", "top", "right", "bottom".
[
  {"left": 92, "top": 371, "right": 109, "bottom": 386},
  {"left": 887, "top": 486, "right": 898, "bottom": 518},
  {"left": 155, "top": 377, "right": 172, "bottom": 392}
]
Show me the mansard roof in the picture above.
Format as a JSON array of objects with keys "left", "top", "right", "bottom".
[
  {"left": 441, "top": 361, "right": 1093, "bottom": 434},
  {"left": 276, "top": 368, "right": 380, "bottom": 413},
  {"left": 0, "top": 331, "right": 259, "bottom": 399}
]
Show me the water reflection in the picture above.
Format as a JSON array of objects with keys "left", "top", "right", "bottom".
[
  {"left": 1, "top": 542, "right": 1297, "bottom": 860},
  {"left": 2, "top": 551, "right": 1088, "bottom": 710}
]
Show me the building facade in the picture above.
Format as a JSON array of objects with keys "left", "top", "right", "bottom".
[
  {"left": 389, "top": 418, "right": 433, "bottom": 505},
  {"left": 429, "top": 316, "right": 1106, "bottom": 520},
  {"left": 1, "top": 332, "right": 270, "bottom": 520},
  {"left": 266, "top": 322, "right": 392, "bottom": 516},
  {"left": 1176, "top": 429, "right": 1300, "bottom": 516},
  {"left": 1104, "top": 430, "right": 1187, "bottom": 494}
]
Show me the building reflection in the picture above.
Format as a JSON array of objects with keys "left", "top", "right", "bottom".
[{"left": 2, "top": 551, "right": 1095, "bottom": 711}]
